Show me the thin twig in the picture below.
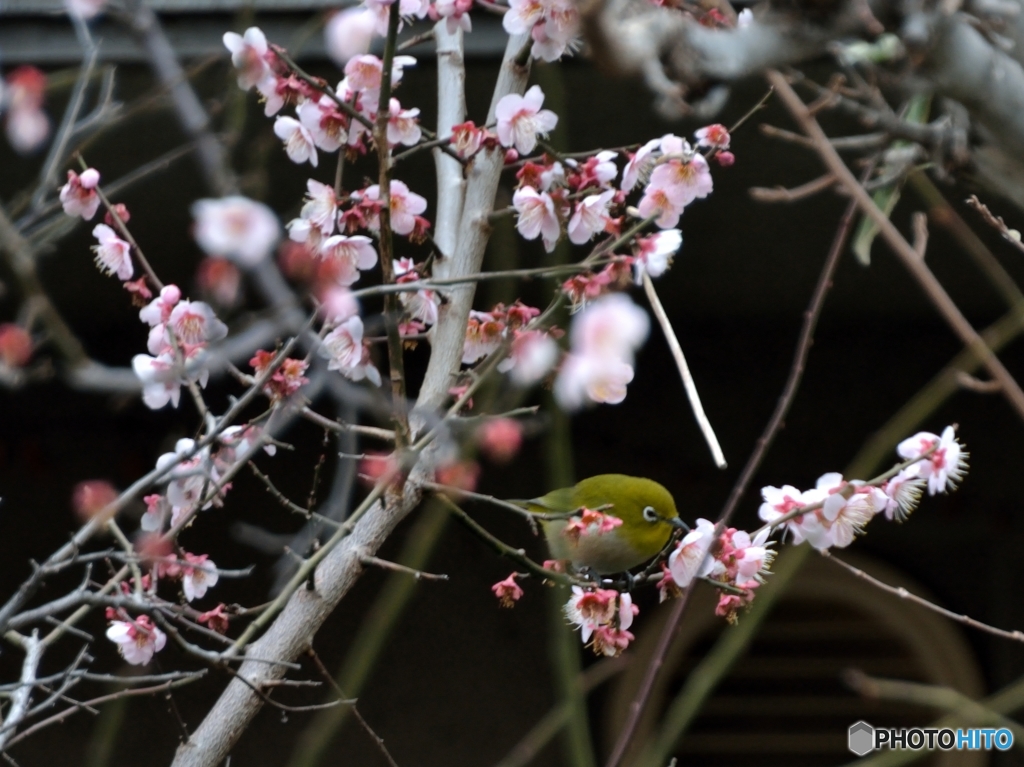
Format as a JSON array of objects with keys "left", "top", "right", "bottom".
[
  {"left": 641, "top": 271, "right": 726, "bottom": 469},
  {"left": 359, "top": 554, "right": 449, "bottom": 581}
]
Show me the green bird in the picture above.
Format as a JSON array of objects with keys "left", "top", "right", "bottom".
[{"left": 517, "top": 474, "right": 685, "bottom": 574}]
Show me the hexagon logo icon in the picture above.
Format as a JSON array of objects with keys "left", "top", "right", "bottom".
[{"left": 848, "top": 721, "right": 875, "bottom": 756}]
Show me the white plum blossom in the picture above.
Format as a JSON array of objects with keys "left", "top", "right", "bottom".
[
  {"left": 463, "top": 311, "right": 503, "bottom": 364},
  {"left": 91, "top": 224, "right": 133, "bottom": 280},
  {"left": 621, "top": 138, "right": 660, "bottom": 192},
  {"left": 737, "top": 7, "right": 753, "bottom": 26},
  {"left": 182, "top": 554, "right": 220, "bottom": 602},
  {"left": 896, "top": 426, "right": 969, "bottom": 495},
  {"left": 387, "top": 99, "right": 422, "bottom": 147},
  {"left": 140, "top": 284, "right": 182, "bottom": 328},
  {"left": 321, "top": 286, "right": 360, "bottom": 323},
  {"left": 634, "top": 229, "right": 682, "bottom": 282},
  {"left": 431, "top": 0, "right": 473, "bottom": 32},
  {"left": 3, "top": 67, "right": 50, "bottom": 154},
  {"left": 495, "top": 85, "right": 558, "bottom": 155},
  {"left": 325, "top": 7, "right": 377, "bottom": 66},
  {"left": 364, "top": 0, "right": 429, "bottom": 35},
  {"left": 287, "top": 178, "right": 338, "bottom": 247},
  {"left": 668, "top": 518, "right": 717, "bottom": 587},
  {"left": 59, "top": 167, "right": 101, "bottom": 220},
  {"left": 512, "top": 186, "right": 560, "bottom": 252},
  {"left": 320, "top": 235, "right": 379, "bottom": 286},
  {"left": 503, "top": 0, "right": 579, "bottom": 61},
  {"left": 274, "top": 116, "right": 319, "bottom": 167},
  {"left": 882, "top": 468, "right": 927, "bottom": 521},
  {"left": 297, "top": 98, "right": 349, "bottom": 153},
  {"left": 500, "top": 329, "right": 560, "bottom": 386},
  {"left": 564, "top": 588, "right": 637, "bottom": 656},
  {"left": 554, "top": 293, "right": 649, "bottom": 409},
  {"left": 637, "top": 183, "right": 687, "bottom": 229},
  {"left": 192, "top": 196, "right": 280, "bottom": 266},
  {"left": 321, "top": 316, "right": 382, "bottom": 385},
  {"left": 395, "top": 259, "right": 440, "bottom": 326},
  {"left": 132, "top": 352, "right": 181, "bottom": 410},
  {"left": 567, "top": 190, "right": 614, "bottom": 245},
  {"left": 106, "top": 617, "right": 166, "bottom": 665},
  {"left": 222, "top": 27, "right": 272, "bottom": 90},
  {"left": 361, "top": 180, "right": 427, "bottom": 236},
  {"left": 757, "top": 484, "right": 813, "bottom": 544}
]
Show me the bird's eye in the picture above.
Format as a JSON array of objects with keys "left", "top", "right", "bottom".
[{"left": 642, "top": 506, "right": 658, "bottom": 523}]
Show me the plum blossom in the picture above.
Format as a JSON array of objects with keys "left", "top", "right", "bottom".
[
  {"left": 360, "top": 180, "right": 428, "bottom": 236},
  {"left": 91, "top": 224, "right": 133, "bottom": 280},
  {"left": 321, "top": 316, "right": 382, "bottom": 385},
  {"left": 181, "top": 553, "right": 220, "bottom": 602},
  {"left": 274, "top": 116, "right": 319, "bottom": 167},
  {"left": 694, "top": 123, "right": 731, "bottom": 150},
  {"left": 363, "top": 0, "right": 430, "bottom": 35},
  {"left": 297, "top": 98, "right": 350, "bottom": 153},
  {"left": 634, "top": 229, "right": 681, "bottom": 282},
  {"left": 503, "top": 0, "right": 579, "bottom": 61},
  {"left": 567, "top": 190, "right": 614, "bottom": 245},
  {"left": 495, "top": 86, "right": 558, "bottom": 155},
  {"left": 106, "top": 616, "right": 166, "bottom": 665},
  {"left": 564, "top": 588, "right": 637, "bottom": 656},
  {"left": 59, "top": 168, "right": 101, "bottom": 220},
  {"left": 512, "top": 186, "right": 560, "bottom": 252},
  {"left": 325, "top": 8, "right": 377, "bottom": 66},
  {"left": 806, "top": 483, "right": 886, "bottom": 550},
  {"left": 621, "top": 138, "right": 660, "bottom": 192},
  {"left": 450, "top": 121, "right": 486, "bottom": 158},
  {"left": 491, "top": 573, "right": 523, "bottom": 607},
  {"left": 430, "top": 0, "right": 473, "bottom": 32},
  {"left": 668, "top": 518, "right": 716, "bottom": 587},
  {"left": 501, "top": 329, "right": 560, "bottom": 386},
  {"left": 3, "top": 66, "right": 50, "bottom": 153},
  {"left": 132, "top": 353, "right": 181, "bottom": 410},
  {"left": 168, "top": 300, "right": 228, "bottom": 347},
  {"left": 463, "top": 310, "right": 504, "bottom": 364},
  {"left": 394, "top": 259, "right": 440, "bottom": 326},
  {"left": 554, "top": 293, "right": 649, "bottom": 409},
  {"left": 222, "top": 27, "right": 272, "bottom": 90},
  {"left": 387, "top": 99, "right": 422, "bottom": 146},
  {"left": 882, "top": 468, "right": 926, "bottom": 522},
  {"left": 192, "top": 196, "right": 280, "bottom": 266},
  {"left": 321, "top": 286, "right": 360, "bottom": 323},
  {"left": 896, "top": 426, "right": 969, "bottom": 495},
  {"left": 250, "top": 349, "right": 310, "bottom": 402},
  {"left": 287, "top": 179, "right": 338, "bottom": 249},
  {"left": 320, "top": 235, "right": 378, "bottom": 286},
  {"left": 477, "top": 418, "right": 523, "bottom": 463},
  {"left": 757, "top": 484, "right": 813, "bottom": 544}
]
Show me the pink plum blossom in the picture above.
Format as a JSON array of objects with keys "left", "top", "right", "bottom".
[
  {"left": 463, "top": 310, "right": 504, "bottom": 364},
  {"left": 450, "top": 121, "right": 486, "bottom": 158},
  {"left": 320, "top": 286, "right": 360, "bottom": 323},
  {"left": 274, "top": 116, "right": 319, "bottom": 167},
  {"left": 495, "top": 85, "right": 558, "bottom": 155},
  {"left": 512, "top": 186, "right": 560, "bottom": 252},
  {"left": 896, "top": 426, "right": 969, "bottom": 495},
  {"left": 222, "top": 27, "right": 272, "bottom": 90},
  {"left": 325, "top": 7, "right": 377, "bottom": 66},
  {"left": 59, "top": 167, "right": 101, "bottom": 220},
  {"left": 192, "top": 196, "right": 280, "bottom": 266},
  {"left": 637, "top": 182, "right": 688, "bottom": 229},
  {"left": 106, "top": 616, "right": 166, "bottom": 665},
  {"left": 491, "top": 573, "right": 524, "bottom": 607},
  {"left": 554, "top": 353, "right": 634, "bottom": 407},
  {"left": 4, "top": 67, "right": 50, "bottom": 154},
  {"left": 621, "top": 138, "right": 660, "bottom": 192},
  {"left": 168, "top": 300, "right": 228, "bottom": 346},
  {"left": 694, "top": 123, "right": 731, "bottom": 150},
  {"left": 361, "top": 180, "right": 428, "bottom": 236},
  {"left": 477, "top": 418, "right": 524, "bottom": 463},
  {"left": 139, "top": 284, "right": 182, "bottom": 327},
  {"left": 91, "top": 224, "right": 133, "bottom": 280},
  {"left": 564, "top": 588, "right": 637, "bottom": 656},
  {"left": 321, "top": 316, "right": 382, "bottom": 386}
]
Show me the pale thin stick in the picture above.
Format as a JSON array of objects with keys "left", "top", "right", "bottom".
[{"left": 641, "top": 271, "right": 727, "bottom": 468}]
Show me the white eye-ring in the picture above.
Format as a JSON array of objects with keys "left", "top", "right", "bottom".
[{"left": 642, "top": 506, "right": 658, "bottom": 523}]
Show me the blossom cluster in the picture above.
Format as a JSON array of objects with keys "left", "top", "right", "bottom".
[
  {"left": 758, "top": 426, "right": 967, "bottom": 550},
  {"left": 564, "top": 587, "right": 637, "bottom": 656}
]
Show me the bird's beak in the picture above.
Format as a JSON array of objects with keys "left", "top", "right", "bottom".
[{"left": 668, "top": 517, "right": 689, "bottom": 532}]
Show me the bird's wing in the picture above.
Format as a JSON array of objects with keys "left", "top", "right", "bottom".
[{"left": 507, "top": 486, "right": 575, "bottom": 514}]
